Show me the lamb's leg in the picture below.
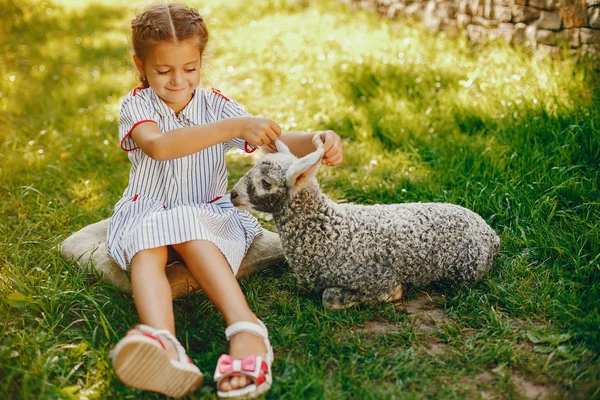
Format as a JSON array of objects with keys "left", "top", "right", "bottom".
[
  {"left": 378, "top": 284, "right": 405, "bottom": 303},
  {"left": 322, "top": 284, "right": 404, "bottom": 310}
]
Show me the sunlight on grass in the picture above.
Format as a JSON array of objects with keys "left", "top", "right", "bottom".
[{"left": 68, "top": 179, "right": 105, "bottom": 211}]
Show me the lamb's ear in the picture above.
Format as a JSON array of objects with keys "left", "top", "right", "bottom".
[
  {"left": 286, "top": 147, "right": 324, "bottom": 188},
  {"left": 274, "top": 139, "right": 292, "bottom": 154}
]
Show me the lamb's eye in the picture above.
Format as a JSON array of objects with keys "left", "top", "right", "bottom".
[{"left": 261, "top": 179, "right": 272, "bottom": 189}]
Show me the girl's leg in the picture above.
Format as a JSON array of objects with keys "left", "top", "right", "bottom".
[
  {"left": 127, "top": 246, "right": 178, "bottom": 359},
  {"left": 112, "top": 246, "right": 204, "bottom": 398},
  {"left": 171, "top": 240, "right": 266, "bottom": 393}
]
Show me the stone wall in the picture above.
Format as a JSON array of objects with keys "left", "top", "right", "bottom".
[{"left": 341, "top": 0, "right": 600, "bottom": 62}]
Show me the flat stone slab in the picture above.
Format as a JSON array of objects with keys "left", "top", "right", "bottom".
[{"left": 59, "top": 219, "right": 286, "bottom": 298}]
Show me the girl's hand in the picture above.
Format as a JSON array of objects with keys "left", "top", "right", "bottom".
[
  {"left": 237, "top": 117, "right": 282, "bottom": 147},
  {"left": 312, "top": 130, "right": 343, "bottom": 166}
]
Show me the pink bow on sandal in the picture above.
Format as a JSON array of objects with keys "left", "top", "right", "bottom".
[{"left": 214, "top": 320, "right": 274, "bottom": 399}]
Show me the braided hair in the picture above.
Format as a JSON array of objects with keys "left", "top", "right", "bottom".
[{"left": 131, "top": 4, "right": 209, "bottom": 88}]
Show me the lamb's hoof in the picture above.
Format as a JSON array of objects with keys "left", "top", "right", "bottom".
[
  {"left": 322, "top": 288, "right": 358, "bottom": 310},
  {"left": 381, "top": 284, "right": 404, "bottom": 303}
]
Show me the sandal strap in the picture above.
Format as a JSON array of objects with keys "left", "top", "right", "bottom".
[
  {"left": 225, "top": 320, "right": 268, "bottom": 341},
  {"left": 134, "top": 324, "right": 189, "bottom": 364}
]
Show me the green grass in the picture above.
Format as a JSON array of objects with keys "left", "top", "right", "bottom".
[{"left": 1, "top": 0, "right": 599, "bottom": 398}]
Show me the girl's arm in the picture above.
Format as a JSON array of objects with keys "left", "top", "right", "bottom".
[
  {"left": 131, "top": 117, "right": 281, "bottom": 160},
  {"left": 277, "top": 130, "right": 344, "bottom": 166}
]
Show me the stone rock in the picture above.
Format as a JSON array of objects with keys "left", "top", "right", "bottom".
[
  {"left": 466, "top": 23, "right": 489, "bottom": 41},
  {"left": 424, "top": 1, "right": 443, "bottom": 31},
  {"left": 441, "top": 20, "right": 460, "bottom": 35},
  {"left": 469, "top": 0, "right": 484, "bottom": 16},
  {"left": 494, "top": 5, "right": 513, "bottom": 22},
  {"left": 589, "top": 7, "right": 600, "bottom": 28},
  {"left": 538, "top": 10, "right": 563, "bottom": 30},
  {"left": 457, "top": 0, "right": 469, "bottom": 14},
  {"left": 457, "top": 12, "right": 472, "bottom": 27},
  {"left": 560, "top": 0, "right": 588, "bottom": 28},
  {"left": 484, "top": 0, "right": 494, "bottom": 18},
  {"left": 564, "top": 28, "right": 582, "bottom": 47},
  {"left": 580, "top": 44, "right": 600, "bottom": 59},
  {"left": 528, "top": 0, "right": 560, "bottom": 10},
  {"left": 536, "top": 28, "right": 580, "bottom": 46},
  {"left": 536, "top": 43, "right": 562, "bottom": 59},
  {"left": 492, "top": 23, "right": 516, "bottom": 42},
  {"left": 581, "top": 27, "right": 600, "bottom": 43},
  {"left": 536, "top": 28, "right": 557, "bottom": 45},
  {"left": 473, "top": 15, "right": 499, "bottom": 27},
  {"left": 526, "top": 23, "right": 539, "bottom": 47},
  {"left": 59, "top": 219, "right": 286, "bottom": 298},
  {"left": 512, "top": 5, "right": 541, "bottom": 23},
  {"left": 387, "top": 3, "right": 405, "bottom": 18},
  {"left": 514, "top": 22, "right": 528, "bottom": 44},
  {"left": 405, "top": 2, "right": 425, "bottom": 17},
  {"left": 439, "top": 2, "right": 456, "bottom": 19}
]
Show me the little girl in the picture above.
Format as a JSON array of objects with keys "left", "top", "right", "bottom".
[{"left": 106, "top": 3, "right": 343, "bottom": 399}]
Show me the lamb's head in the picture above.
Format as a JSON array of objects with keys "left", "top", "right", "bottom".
[{"left": 230, "top": 139, "right": 324, "bottom": 214}]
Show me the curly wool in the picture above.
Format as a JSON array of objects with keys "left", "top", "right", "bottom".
[
  {"left": 276, "top": 187, "right": 499, "bottom": 296},
  {"left": 231, "top": 144, "right": 500, "bottom": 307}
]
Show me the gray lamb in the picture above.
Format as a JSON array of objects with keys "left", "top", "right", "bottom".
[{"left": 230, "top": 140, "right": 500, "bottom": 309}]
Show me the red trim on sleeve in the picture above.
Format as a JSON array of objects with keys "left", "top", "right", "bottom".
[
  {"left": 244, "top": 141, "right": 257, "bottom": 153},
  {"left": 132, "top": 194, "right": 139, "bottom": 202},
  {"left": 208, "top": 196, "right": 223, "bottom": 203},
  {"left": 132, "top": 85, "right": 144, "bottom": 96},
  {"left": 211, "top": 88, "right": 230, "bottom": 101},
  {"left": 120, "top": 120, "right": 157, "bottom": 152}
]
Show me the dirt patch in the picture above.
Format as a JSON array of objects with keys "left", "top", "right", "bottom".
[
  {"left": 511, "top": 372, "right": 561, "bottom": 400},
  {"left": 348, "top": 320, "right": 403, "bottom": 338},
  {"left": 360, "top": 320, "right": 399, "bottom": 335},
  {"left": 335, "top": 292, "right": 449, "bottom": 342},
  {"left": 333, "top": 320, "right": 401, "bottom": 343},
  {"left": 476, "top": 371, "right": 495, "bottom": 384},
  {"left": 423, "top": 342, "right": 447, "bottom": 355},
  {"left": 398, "top": 292, "right": 448, "bottom": 332},
  {"left": 479, "top": 367, "right": 564, "bottom": 399}
]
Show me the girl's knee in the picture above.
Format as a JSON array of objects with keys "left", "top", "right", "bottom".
[{"left": 130, "top": 246, "right": 169, "bottom": 270}]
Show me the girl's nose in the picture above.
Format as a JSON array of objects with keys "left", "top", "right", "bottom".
[{"left": 171, "top": 72, "right": 183, "bottom": 85}]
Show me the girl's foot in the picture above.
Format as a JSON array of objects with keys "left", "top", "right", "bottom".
[
  {"left": 110, "top": 325, "right": 203, "bottom": 398},
  {"left": 214, "top": 319, "right": 274, "bottom": 398},
  {"left": 218, "top": 324, "right": 266, "bottom": 392},
  {"left": 122, "top": 328, "right": 179, "bottom": 360}
]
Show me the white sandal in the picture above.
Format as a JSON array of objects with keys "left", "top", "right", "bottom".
[
  {"left": 214, "top": 319, "right": 274, "bottom": 399},
  {"left": 109, "top": 324, "right": 203, "bottom": 398}
]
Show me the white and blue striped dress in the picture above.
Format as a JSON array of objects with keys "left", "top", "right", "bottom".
[{"left": 106, "top": 86, "right": 262, "bottom": 275}]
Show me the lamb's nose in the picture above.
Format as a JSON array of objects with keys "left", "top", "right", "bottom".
[{"left": 230, "top": 190, "right": 238, "bottom": 201}]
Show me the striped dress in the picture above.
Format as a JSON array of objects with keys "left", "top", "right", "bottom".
[{"left": 106, "top": 86, "right": 262, "bottom": 274}]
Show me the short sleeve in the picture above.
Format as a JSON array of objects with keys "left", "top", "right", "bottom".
[
  {"left": 118, "top": 90, "right": 158, "bottom": 152},
  {"left": 221, "top": 98, "right": 257, "bottom": 153}
]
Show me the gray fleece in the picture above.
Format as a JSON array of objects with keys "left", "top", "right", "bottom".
[{"left": 231, "top": 142, "right": 499, "bottom": 309}]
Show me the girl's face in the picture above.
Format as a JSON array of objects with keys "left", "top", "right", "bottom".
[{"left": 135, "top": 39, "right": 201, "bottom": 113}]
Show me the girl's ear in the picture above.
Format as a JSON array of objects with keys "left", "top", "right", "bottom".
[
  {"left": 133, "top": 55, "right": 144, "bottom": 75},
  {"left": 286, "top": 147, "right": 324, "bottom": 189}
]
